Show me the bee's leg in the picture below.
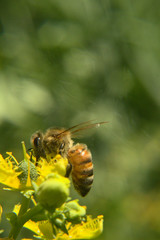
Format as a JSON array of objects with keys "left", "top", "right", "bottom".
[
  {"left": 35, "top": 149, "right": 46, "bottom": 166},
  {"left": 65, "top": 162, "right": 72, "bottom": 178},
  {"left": 27, "top": 148, "right": 34, "bottom": 163}
]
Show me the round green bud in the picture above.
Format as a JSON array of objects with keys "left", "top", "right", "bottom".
[
  {"left": 64, "top": 200, "right": 86, "bottom": 223},
  {"left": 16, "top": 160, "right": 38, "bottom": 185},
  {"left": 37, "top": 176, "right": 70, "bottom": 212}
]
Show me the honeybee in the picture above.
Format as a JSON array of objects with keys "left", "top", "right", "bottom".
[{"left": 31, "top": 121, "right": 107, "bottom": 197}]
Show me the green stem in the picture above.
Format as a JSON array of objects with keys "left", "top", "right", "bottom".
[
  {"left": 18, "top": 195, "right": 30, "bottom": 217},
  {"left": 9, "top": 198, "right": 43, "bottom": 240}
]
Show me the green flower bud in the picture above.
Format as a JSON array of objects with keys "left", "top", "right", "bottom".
[
  {"left": 16, "top": 160, "right": 38, "bottom": 185},
  {"left": 37, "top": 175, "right": 70, "bottom": 212},
  {"left": 64, "top": 200, "right": 86, "bottom": 223}
]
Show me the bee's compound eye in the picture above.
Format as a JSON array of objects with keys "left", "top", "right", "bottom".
[{"left": 33, "top": 137, "right": 41, "bottom": 147}]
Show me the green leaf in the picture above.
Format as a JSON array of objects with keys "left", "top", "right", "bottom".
[{"left": 6, "top": 212, "right": 18, "bottom": 226}]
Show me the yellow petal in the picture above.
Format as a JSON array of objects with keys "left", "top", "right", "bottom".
[
  {"left": 37, "top": 155, "right": 68, "bottom": 185},
  {"left": 12, "top": 204, "right": 21, "bottom": 215},
  {"left": 24, "top": 220, "right": 41, "bottom": 235},
  {"left": 38, "top": 220, "right": 54, "bottom": 239},
  {"left": 22, "top": 239, "right": 33, "bottom": 240},
  {"left": 0, "top": 205, "right": 2, "bottom": 222},
  {"left": 57, "top": 215, "right": 104, "bottom": 239},
  {"left": 81, "top": 215, "right": 104, "bottom": 238},
  {"left": 24, "top": 220, "right": 53, "bottom": 239},
  {"left": 0, "top": 154, "right": 20, "bottom": 189}
]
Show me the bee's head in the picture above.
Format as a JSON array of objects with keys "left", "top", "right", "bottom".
[
  {"left": 31, "top": 131, "right": 42, "bottom": 148},
  {"left": 30, "top": 131, "right": 46, "bottom": 160},
  {"left": 43, "top": 128, "right": 72, "bottom": 157}
]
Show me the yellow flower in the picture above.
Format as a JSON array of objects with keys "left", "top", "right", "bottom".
[
  {"left": 0, "top": 153, "right": 21, "bottom": 189},
  {"left": 36, "top": 154, "right": 68, "bottom": 185},
  {"left": 62, "top": 215, "right": 104, "bottom": 239},
  {"left": 0, "top": 142, "right": 104, "bottom": 240},
  {"left": 0, "top": 142, "right": 68, "bottom": 191},
  {"left": 23, "top": 215, "right": 103, "bottom": 239}
]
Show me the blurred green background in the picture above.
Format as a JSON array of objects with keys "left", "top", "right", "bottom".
[{"left": 0, "top": 0, "right": 160, "bottom": 239}]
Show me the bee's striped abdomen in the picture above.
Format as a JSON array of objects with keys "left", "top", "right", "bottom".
[{"left": 68, "top": 144, "right": 94, "bottom": 197}]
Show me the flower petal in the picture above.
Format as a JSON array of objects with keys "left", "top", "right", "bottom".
[
  {"left": 0, "top": 154, "right": 20, "bottom": 189},
  {"left": 24, "top": 220, "right": 54, "bottom": 239},
  {"left": 24, "top": 220, "right": 41, "bottom": 235},
  {"left": 36, "top": 155, "right": 68, "bottom": 185},
  {"left": 57, "top": 215, "right": 104, "bottom": 239},
  {"left": 0, "top": 205, "right": 2, "bottom": 222}
]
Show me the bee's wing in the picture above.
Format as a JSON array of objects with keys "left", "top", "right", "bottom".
[
  {"left": 70, "top": 121, "right": 108, "bottom": 135},
  {"left": 56, "top": 120, "right": 95, "bottom": 136},
  {"left": 57, "top": 121, "right": 108, "bottom": 139}
]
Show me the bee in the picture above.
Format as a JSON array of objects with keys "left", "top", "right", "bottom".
[{"left": 31, "top": 121, "right": 107, "bottom": 197}]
